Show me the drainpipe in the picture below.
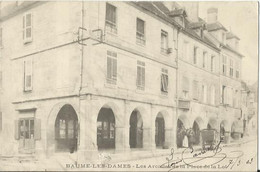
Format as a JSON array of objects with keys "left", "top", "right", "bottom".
[
  {"left": 77, "top": 0, "right": 84, "bottom": 161},
  {"left": 175, "top": 26, "right": 181, "bottom": 149}
]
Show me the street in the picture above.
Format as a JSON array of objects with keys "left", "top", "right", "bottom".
[{"left": 0, "top": 137, "right": 257, "bottom": 171}]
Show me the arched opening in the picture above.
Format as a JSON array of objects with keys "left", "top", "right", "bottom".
[
  {"left": 177, "top": 119, "right": 186, "bottom": 148},
  {"left": 54, "top": 104, "right": 78, "bottom": 153},
  {"left": 155, "top": 113, "right": 165, "bottom": 148},
  {"left": 192, "top": 121, "right": 200, "bottom": 145},
  {"left": 97, "top": 107, "right": 115, "bottom": 150},
  {"left": 129, "top": 110, "right": 143, "bottom": 148}
]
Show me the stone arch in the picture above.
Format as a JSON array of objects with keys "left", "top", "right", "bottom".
[
  {"left": 192, "top": 117, "right": 205, "bottom": 145},
  {"left": 129, "top": 107, "right": 146, "bottom": 148},
  {"left": 207, "top": 117, "right": 219, "bottom": 130},
  {"left": 46, "top": 102, "right": 80, "bottom": 156},
  {"left": 177, "top": 114, "right": 190, "bottom": 148}
]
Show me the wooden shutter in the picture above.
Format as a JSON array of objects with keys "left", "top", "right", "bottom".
[
  {"left": 14, "top": 120, "right": 20, "bottom": 140},
  {"left": 107, "top": 57, "right": 112, "bottom": 79},
  {"left": 165, "top": 74, "right": 168, "bottom": 91},
  {"left": 23, "top": 13, "right": 33, "bottom": 43},
  {"left": 137, "top": 66, "right": 141, "bottom": 86},
  {"left": 112, "top": 58, "right": 117, "bottom": 80},
  {"left": 24, "top": 59, "right": 33, "bottom": 91},
  {"left": 141, "top": 67, "right": 145, "bottom": 87},
  {"left": 34, "top": 118, "right": 41, "bottom": 140}
]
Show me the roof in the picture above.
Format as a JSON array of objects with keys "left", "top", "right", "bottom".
[
  {"left": 226, "top": 32, "right": 240, "bottom": 40},
  {"left": 188, "top": 21, "right": 206, "bottom": 30},
  {"left": 133, "top": 2, "right": 220, "bottom": 51},
  {"left": 207, "top": 22, "right": 228, "bottom": 32},
  {"left": 0, "top": 1, "right": 39, "bottom": 21},
  {"left": 222, "top": 44, "right": 244, "bottom": 57},
  {"left": 168, "top": 9, "right": 187, "bottom": 17}
]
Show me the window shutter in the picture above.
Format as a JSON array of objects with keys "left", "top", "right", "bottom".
[
  {"left": 107, "top": 57, "right": 112, "bottom": 79},
  {"left": 165, "top": 75, "right": 168, "bottom": 91},
  {"left": 14, "top": 120, "right": 20, "bottom": 140},
  {"left": 34, "top": 118, "right": 41, "bottom": 140},
  {"left": 112, "top": 58, "right": 117, "bottom": 80},
  {"left": 161, "top": 74, "right": 165, "bottom": 91},
  {"left": 137, "top": 66, "right": 141, "bottom": 86},
  {"left": 23, "top": 15, "right": 25, "bottom": 40},
  {"left": 141, "top": 67, "right": 145, "bottom": 87},
  {"left": 24, "top": 59, "right": 33, "bottom": 91}
]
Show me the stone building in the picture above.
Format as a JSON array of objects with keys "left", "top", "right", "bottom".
[{"left": 0, "top": 1, "right": 247, "bottom": 160}]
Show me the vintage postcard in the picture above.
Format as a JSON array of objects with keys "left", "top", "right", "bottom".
[{"left": 0, "top": 1, "right": 258, "bottom": 171}]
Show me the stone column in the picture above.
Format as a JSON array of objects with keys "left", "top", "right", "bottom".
[
  {"left": 164, "top": 128, "right": 173, "bottom": 149},
  {"left": 143, "top": 127, "right": 153, "bottom": 150},
  {"left": 115, "top": 125, "right": 129, "bottom": 153}
]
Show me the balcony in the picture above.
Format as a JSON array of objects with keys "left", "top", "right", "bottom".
[{"left": 178, "top": 99, "right": 190, "bottom": 110}]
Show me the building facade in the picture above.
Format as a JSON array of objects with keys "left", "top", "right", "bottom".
[{"left": 0, "top": 1, "right": 247, "bottom": 160}]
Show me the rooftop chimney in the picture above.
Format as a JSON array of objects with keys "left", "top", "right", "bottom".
[{"left": 207, "top": 8, "right": 218, "bottom": 23}]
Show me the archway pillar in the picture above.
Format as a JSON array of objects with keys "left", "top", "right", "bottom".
[
  {"left": 164, "top": 128, "right": 173, "bottom": 148},
  {"left": 115, "top": 125, "right": 130, "bottom": 152},
  {"left": 143, "top": 127, "right": 155, "bottom": 150}
]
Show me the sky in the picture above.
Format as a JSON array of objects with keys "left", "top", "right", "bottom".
[{"left": 198, "top": 2, "right": 258, "bottom": 85}]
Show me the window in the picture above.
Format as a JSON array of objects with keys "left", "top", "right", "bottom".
[
  {"left": 230, "top": 59, "right": 233, "bottom": 77},
  {"left": 19, "top": 118, "right": 34, "bottom": 139},
  {"left": 222, "top": 55, "right": 227, "bottom": 75},
  {"left": 137, "top": 61, "right": 145, "bottom": 90},
  {"left": 192, "top": 80, "right": 199, "bottom": 100},
  {"left": 107, "top": 51, "right": 117, "bottom": 84},
  {"left": 182, "top": 41, "right": 189, "bottom": 59},
  {"left": 182, "top": 77, "right": 189, "bottom": 99},
  {"left": 136, "top": 18, "right": 145, "bottom": 45},
  {"left": 211, "top": 55, "right": 215, "bottom": 72},
  {"left": 105, "top": 3, "right": 117, "bottom": 34},
  {"left": 24, "top": 59, "right": 33, "bottom": 91},
  {"left": 23, "top": 13, "right": 33, "bottom": 43},
  {"left": 222, "top": 32, "right": 226, "bottom": 44},
  {"left": 161, "top": 68, "right": 168, "bottom": 93},
  {"left": 193, "top": 47, "right": 198, "bottom": 64},
  {"left": 202, "top": 84, "right": 207, "bottom": 103},
  {"left": 221, "top": 85, "right": 227, "bottom": 104},
  {"left": 161, "top": 30, "right": 168, "bottom": 54},
  {"left": 236, "top": 62, "right": 240, "bottom": 79},
  {"left": 210, "top": 86, "right": 215, "bottom": 105},
  {"left": 203, "top": 51, "right": 207, "bottom": 68}
]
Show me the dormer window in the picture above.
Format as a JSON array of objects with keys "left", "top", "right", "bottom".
[{"left": 222, "top": 32, "right": 226, "bottom": 44}]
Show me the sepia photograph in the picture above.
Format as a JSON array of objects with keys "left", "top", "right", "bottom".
[{"left": 0, "top": 1, "right": 258, "bottom": 171}]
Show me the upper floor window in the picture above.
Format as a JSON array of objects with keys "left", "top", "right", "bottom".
[
  {"left": 182, "top": 76, "right": 189, "bottom": 99},
  {"left": 230, "top": 59, "right": 233, "bottom": 77},
  {"left": 24, "top": 59, "right": 33, "bottom": 91},
  {"left": 136, "top": 61, "right": 145, "bottom": 90},
  {"left": 221, "top": 85, "right": 226, "bottom": 104},
  {"left": 0, "top": 112, "right": 2, "bottom": 132},
  {"left": 105, "top": 3, "right": 117, "bottom": 34},
  {"left": 211, "top": 55, "right": 215, "bottom": 72},
  {"left": 235, "top": 62, "right": 240, "bottom": 79},
  {"left": 222, "top": 55, "right": 227, "bottom": 75},
  {"left": 23, "top": 13, "right": 33, "bottom": 44},
  {"left": 222, "top": 32, "right": 226, "bottom": 44},
  {"left": 201, "top": 84, "right": 207, "bottom": 103},
  {"left": 161, "top": 68, "right": 168, "bottom": 93},
  {"left": 203, "top": 51, "right": 207, "bottom": 68},
  {"left": 106, "top": 51, "right": 117, "bottom": 84},
  {"left": 210, "top": 85, "right": 215, "bottom": 105},
  {"left": 136, "top": 18, "right": 145, "bottom": 45},
  {"left": 160, "top": 30, "right": 168, "bottom": 54},
  {"left": 193, "top": 46, "right": 198, "bottom": 64}
]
